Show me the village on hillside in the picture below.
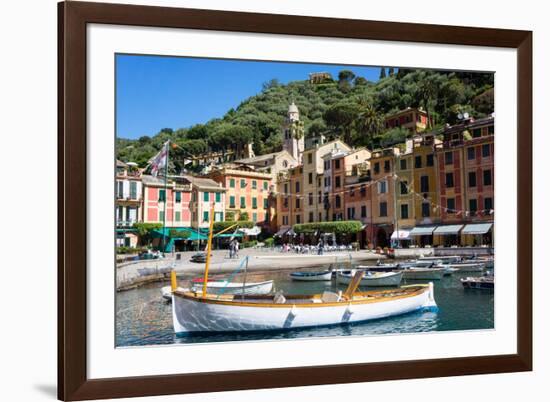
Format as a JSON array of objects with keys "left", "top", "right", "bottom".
[{"left": 116, "top": 93, "right": 494, "bottom": 254}]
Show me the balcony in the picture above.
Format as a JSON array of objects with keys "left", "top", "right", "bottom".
[
  {"left": 116, "top": 195, "right": 142, "bottom": 202},
  {"left": 116, "top": 219, "right": 138, "bottom": 228}
]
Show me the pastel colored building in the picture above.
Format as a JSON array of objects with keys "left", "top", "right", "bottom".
[
  {"left": 384, "top": 107, "right": 430, "bottom": 133},
  {"left": 235, "top": 149, "right": 298, "bottom": 178},
  {"left": 302, "top": 139, "right": 352, "bottom": 224},
  {"left": 394, "top": 140, "right": 416, "bottom": 235},
  {"left": 344, "top": 173, "right": 373, "bottom": 248},
  {"left": 208, "top": 164, "right": 273, "bottom": 225},
  {"left": 184, "top": 175, "right": 226, "bottom": 230},
  {"left": 142, "top": 175, "right": 192, "bottom": 228},
  {"left": 434, "top": 116, "right": 494, "bottom": 246},
  {"left": 275, "top": 164, "right": 304, "bottom": 231},
  {"left": 115, "top": 160, "right": 143, "bottom": 247},
  {"left": 368, "top": 147, "right": 401, "bottom": 247}
]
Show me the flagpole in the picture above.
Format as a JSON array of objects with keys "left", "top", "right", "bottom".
[{"left": 161, "top": 141, "right": 169, "bottom": 254}]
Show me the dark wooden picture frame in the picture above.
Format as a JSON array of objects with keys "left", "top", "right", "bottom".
[{"left": 58, "top": 1, "right": 532, "bottom": 400}]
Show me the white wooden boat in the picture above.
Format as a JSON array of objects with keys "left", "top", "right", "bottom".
[
  {"left": 190, "top": 280, "right": 274, "bottom": 295},
  {"left": 336, "top": 270, "right": 403, "bottom": 287},
  {"left": 417, "top": 255, "right": 462, "bottom": 264},
  {"left": 401, "top": 268, "right": 444, "bottom": 280},
  {"left": 171, "top": 282, "right": 437, "bottom": 334},
  {"left": 290, "top": 270, "right": 332, "bottom": 281},
  {"left": 448, "top": 262, "right": 485, "bottom": 272}
]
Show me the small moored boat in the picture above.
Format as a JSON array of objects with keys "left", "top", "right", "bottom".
[
  {"left": 461, "top": 275, "right": 494, "bottom": 290},
  {"left": 448, "top": 262, "right": 485, "bottom": 272},
  {"left": 401, "top": 267, "right": 444, "bottom": 280},
  {"left": 336, "top": 270, "right": 403, "bottom": 287},
  {"left": 290, "top": 270, "right": 332, "bottom": 281}
]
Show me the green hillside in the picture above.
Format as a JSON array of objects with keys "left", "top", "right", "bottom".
[{"left": 116, "top": 68, "right": 494, "bottom": 168}]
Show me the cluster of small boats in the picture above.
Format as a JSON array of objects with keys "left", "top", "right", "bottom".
[{"left": 287, "top": 254, "right": 494, "bottom": 287}]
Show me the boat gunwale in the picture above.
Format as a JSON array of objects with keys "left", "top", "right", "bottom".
[{"left": 173, "top": 285, "right": 429, "bottom": 308}]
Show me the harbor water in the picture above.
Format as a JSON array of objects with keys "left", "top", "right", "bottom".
[{"left": 116, "top": 262, "right": 494, "bottom": 347}]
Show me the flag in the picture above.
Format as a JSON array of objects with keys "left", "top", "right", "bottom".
[{"left": 150, "top": 141, "right": 169, "bottom": 177}]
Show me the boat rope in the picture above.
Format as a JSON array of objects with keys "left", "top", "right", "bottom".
[{"left": 215, "top": 256, "right": 249, "bottom": 299}]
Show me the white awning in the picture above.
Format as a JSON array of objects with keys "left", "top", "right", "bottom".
[
  {"left": 274, "top": 226, "right": 290, "bottom": 237},
  {"left": 391, "top": 230, "right": 411, "bottom": 240},
  {"left": 433, "top": 225, "right": 464, "bottom": 235},
  {"left": 239, "top": 226, "right": 262, "bottom": 236},
  {"left": 462, "top": 223, "right": 493, "bottom": 234},
  {"left": 409, "top": 226, "right": 437, "bottom": 236}
]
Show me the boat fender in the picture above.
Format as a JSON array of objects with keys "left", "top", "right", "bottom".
[
  {"left": 346, "top": 303, "right": 355, "bottom": 314},
  {"left": 274, "top": 291, "right": 286, "bottom": 304}
]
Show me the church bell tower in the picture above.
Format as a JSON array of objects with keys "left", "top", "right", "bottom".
[{"left": 282, "top": 102, "right": 305, "bottom": 162}]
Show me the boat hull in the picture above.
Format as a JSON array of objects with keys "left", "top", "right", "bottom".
[
  {"left": 449, "top": 263, "right": 485, "bottom": 272},
  {"left": 172, "top": 285, "right": 436, "bottom": 334},
  {"left": 336, "top": 271, "right": 403, "bottom": 287},
  {"left": 290, "top": 271, "right": 332, "bottom": 281},
  {"left": 402, "top": 269, "right": 444, "bottom": 280}
]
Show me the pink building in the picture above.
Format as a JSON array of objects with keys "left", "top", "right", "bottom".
[{"left": 142, "top": 175, "right": 192, "bottom": 227}]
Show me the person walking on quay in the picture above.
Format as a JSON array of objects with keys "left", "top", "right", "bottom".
[
  {"left": 317, "top": 238, "right": 324, "bottom": 255},
  {"left": 229, "top": 239, "right": 235, "bottom": 259},
  {"left": 234, "top": 240, "right": 240, "bottom": 258}
]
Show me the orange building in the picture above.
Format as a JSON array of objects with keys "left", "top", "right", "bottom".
[
  {"left": 208, "top": 164, "right": 273, "bottom": 225},
  {"left": 344, "top": 173, "right": 373, "bottom": 248},
  {"left": 275, "top": 164, "right": 304, "bottom": 231}
]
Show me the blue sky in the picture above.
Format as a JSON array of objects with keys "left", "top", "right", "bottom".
[{"left": 116, "top": 54, "right": 384, "bottom": 139}]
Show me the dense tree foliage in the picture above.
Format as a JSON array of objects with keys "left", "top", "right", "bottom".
[
  {"left": 117, "top": 68, "right": 493, "bottom": 169},
  {"left": 294, "top": 221, "right": 364, "bottom": 235}
]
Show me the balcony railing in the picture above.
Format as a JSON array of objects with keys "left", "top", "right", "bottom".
[
  {"left": 116, "top": 195, "right": 142, "bottom": 201},
  {"left": 116, "top": 219, "right": 138, "bottom": 227}
]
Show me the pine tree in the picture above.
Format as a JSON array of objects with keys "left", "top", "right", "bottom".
[{"left": 379, "top": 67, "right": 386, "bottom": 79}]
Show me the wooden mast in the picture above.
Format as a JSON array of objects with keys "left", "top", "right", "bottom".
[{"left": 202, "top": 202, "right": 216, "bottom": 296}]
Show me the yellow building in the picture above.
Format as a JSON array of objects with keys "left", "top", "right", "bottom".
[
  {"left": 394, "top": 141, "right": 416, "bottom": 234},
  {"left": 408, "top": 133, "right": 441, "bottom": 246},
  {"left": 369, "top": 147, "right": 400, "bottom": 247},
  {"left": 302, "top": 138, "right": 352, "bottom": 224}
]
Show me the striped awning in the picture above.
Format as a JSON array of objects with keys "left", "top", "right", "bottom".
[
  {"left": 462, "top": 223, "right": 493, "bottom": 234},
  {"left": 409, "top": 226, "right": 437, "bottom": 236},
  {"left": 433, "top": 225, "right": 464, "bottom": 235}
]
